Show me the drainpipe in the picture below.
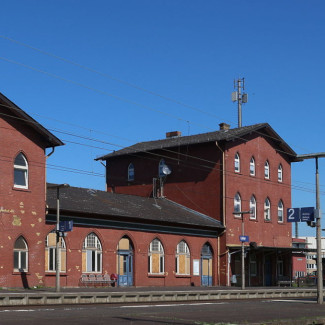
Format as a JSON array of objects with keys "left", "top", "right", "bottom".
[
  {"left": 45, "top": 147, "right": 55, "bottom": 194},
  {"left": 216, "top": 141, "right": 226, "bottom": 285}
]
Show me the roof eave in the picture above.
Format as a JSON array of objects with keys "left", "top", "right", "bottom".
[{"left": 0, "top": 92, "right": 64, "bottom": 148}]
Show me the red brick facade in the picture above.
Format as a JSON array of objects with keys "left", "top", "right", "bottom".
[
  {"left": 0, "top": 103, "right": 50, "bottom": 288},
  {"left": 0, "top": 93, "right": 296, "bottom": 288},
  {"left": 102, "top": 126, "right": 295, "bottom": 286}
]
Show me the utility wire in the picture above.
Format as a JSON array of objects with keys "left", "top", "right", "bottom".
[
  {"left": 0, "top": 105, "right": 323, "bottom": 194},
  {"left": 0, "top": 56, "right": 213, "bottom": 131},
  {"left": 0, "top": 35, "right": 229, "bottom": 122}
]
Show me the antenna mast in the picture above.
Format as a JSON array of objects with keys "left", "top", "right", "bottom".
[{"left": 231, "top": 78, "right": 248, "bottom": 127}]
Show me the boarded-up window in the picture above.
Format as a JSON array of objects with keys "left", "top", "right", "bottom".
[
  {"left": 176, "top": 241, "right": 190, "bottom": 275},
  {"left": 148, "top": 239, "right": 164, "bottom": 274},
  {"left": 45, "top": 233, "right": 66, "bottom": 272},
  {"left": 82, "top": 233, "right": 102, "bottom": 273}
]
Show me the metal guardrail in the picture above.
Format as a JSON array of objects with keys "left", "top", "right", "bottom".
[{"left": 0, "top": 288, "right": 319, "bottom": 307}]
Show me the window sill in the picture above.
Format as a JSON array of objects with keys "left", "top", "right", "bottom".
[
  {"left": 264, "top": 219, "right": 272, "bottom": 223},
  {"left": 12, "top": 187, "right": 31, "bottom": 193},
  {"left": 13, "top": 271, "right": 30, "bottom": 275},
  {"left": 148, "top": 273, "right": 166, "bottom": 278},
  {"left": 45, "top": 272, "right": 68, "bottom": 276},
  {"left": 175, "top": 274, "right": 191, "bottom": 278}
]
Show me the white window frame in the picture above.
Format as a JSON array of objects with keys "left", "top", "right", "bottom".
[
  {"left": 13, "top": 236, "right": 28, "bottom": 272},
  {"left": 234, "top": 192, "right": 242, "bottom": 217},
  {"left": 128, "top": 163, "right": 135, "bottom": 182},
  {"left": 83, "top": 233, "right": 102, "bottom": 273},
  {"left": 250, "top": 195, "right": 257, "bottom": 220},
  {"left": 264, "top": 198, "right": 271, "bottom": 221},
  {"left": 264, "top": 160, "right": 270, "bottom": 179},
  {"left": 234, "top": 153, "right": 240, "bottom": 173},
  {"left": 45, "top": 233, "right": 66, "bottom": 272},
  {"left": 278, "top": 200, "right": 284, "bottom": 223},
  {"left": 250, "top": 157, "right": 255, "bottom": 176},
  {"left": 278, "top": 164, "right": 283, "bottom": 182},
  {"left": 14, "top": 152, "right": 28, "bottom": 189},
  {"left": 148, "top": 238, "right": 165, "bottom": 274},
  {"left": 176, "top": 240, "right": 190, "bottom": 275}
]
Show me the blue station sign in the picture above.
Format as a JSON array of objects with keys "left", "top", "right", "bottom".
[
  {"left": 59, "top": 220, "right": 73, "bottom": 232},
  {"left": 287, "top": 207, "right": 315, "bottom": 222},
  {"left": 239, "top": 235, "right": 249, "bottom": 242}
]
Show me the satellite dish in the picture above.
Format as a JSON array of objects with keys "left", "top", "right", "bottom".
[{"left": 162, "top": 164, "right": 171, "bottom": 175}]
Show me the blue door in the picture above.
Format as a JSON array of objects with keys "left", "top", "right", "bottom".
[
  {"left": 118, "top": 252, "right": 133, "bottom": 287},
  {"left": 201, "top": 257, "right": 213, "bottom": 286},
  {"left": 201, "top": 243, "right": 213, "bottom": 286}
]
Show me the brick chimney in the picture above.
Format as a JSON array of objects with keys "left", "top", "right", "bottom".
[
  {"left": 166, "top": 131, "right": 182, "bottom": 138},
  {"left": 219, "top": 123, "right": 230, "bottom": 131}
]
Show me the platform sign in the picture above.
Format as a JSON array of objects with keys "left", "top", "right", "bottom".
[
  {"left": 287, "top": 208, "right": 301, "bottom": 222},
  {"left": 239, "top": 235, "right": 249, "bottom": 242},
  {"left": 287, "top": 207, "right": 315, "bottom": 222},
  {"left": 59, "top": 220, "right": 73, "bottom": 232},
  {"left": 300, "top": 207, "right": 315, "bottom": 222}
]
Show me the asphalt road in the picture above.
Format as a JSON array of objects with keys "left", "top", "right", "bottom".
[{"left": 0, "top": 298, "right": 325, "bottom": 325}]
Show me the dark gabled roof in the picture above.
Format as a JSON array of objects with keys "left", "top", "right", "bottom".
[
  {"left": 46, "top": 184, "right": 223, "bottom": 231},
  {"left": 0, "top": 92, "right": 63, "bottom": 148},
  {"left": 96, "top": 123, "right": 298, "bottom": 161}
]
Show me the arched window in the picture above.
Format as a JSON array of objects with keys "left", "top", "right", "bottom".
[
  {"left": 14, "top": 153, "right": 28, "bottom": 188},
  {"left": 250, "top": 195, "right": 257, "bottom": 220},
  {"left": 278, "top": 200, "right": 284, "bottom": 223},
  {"left": 264, "top": 160, "right": 270, "bottom": 179},
  {"left": 158, "top": 159, "right": 166, "bottom": 177},
  {"left": 82, "top": 233, "right": 102, "bottom": 273},
  {"left": 234, "top": 153, "right": 240, "bottom": 173},
  {"left": 250, "top": 157, "right": 255, "bottom": 176},
  {"left": 234, "top": 192, "right": 241, "bottom": 217},
  {"left": 176, "top": 240, "right": 190, "bottom": 275},
  {"left": 264, "top": 198, "right": 271, "bottom": 221},
  {"left": 278, "top": 164, "right": 283, "bottom": 182},
  {"left": 14, "top": 236, "right": 28, "bottom": 272},
  {"left": 148, "top": 238, "right": 164, "bottom": 274},
  {"left": 128, "top": 163, "right": 134, "bottom": 181},
  {"left": 45, "top": 233, "right": 66, "bottom": 272}
]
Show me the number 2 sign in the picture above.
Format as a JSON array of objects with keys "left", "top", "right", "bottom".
[{"left": 287, "top": 208, "right": 301, "bottom": 222}]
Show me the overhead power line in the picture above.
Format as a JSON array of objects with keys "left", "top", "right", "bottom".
[
  {"left": 0, "top": 103, "right": 323, "bottom": 195},
  {"left": 0, "top": 35, "right": 229, "bottom": 122}
]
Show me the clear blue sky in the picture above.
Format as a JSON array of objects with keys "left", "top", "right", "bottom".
[{"left": 0, "top": 0, "right": 324, "bottom": 236}]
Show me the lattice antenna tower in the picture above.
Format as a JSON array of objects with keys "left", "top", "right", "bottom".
[{"left": 231, "top": 78, "right": 248, "bottom": 128}]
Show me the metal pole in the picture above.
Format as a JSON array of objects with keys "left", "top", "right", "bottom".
[
  {"left": 241, "top": 214, "right": 245, "bottom": 289},
  {"left": 56, "top": 187, "right": 61, "bottom": 292},
  {"left": 316, "top": 157, "right": 323, "bottom": 304},
  {"left": 238, "top": 79, "right": 242, "bottom": 128}
]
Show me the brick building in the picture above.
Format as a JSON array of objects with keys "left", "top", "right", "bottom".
[
  {"left": 45, "top": 186, "right": 223, "bottom": 287},
  {"left": 0, "top": 92, "right": 224, "bottom": 288},
  {"left": 97, "top": 122, "right": 299, "bottom": 286},
  {"left": 0, "top": 92, "right": 63, "bottom": 288},
  {"left": 0, "top": 90, "right": 300, "bottom": 288}
]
